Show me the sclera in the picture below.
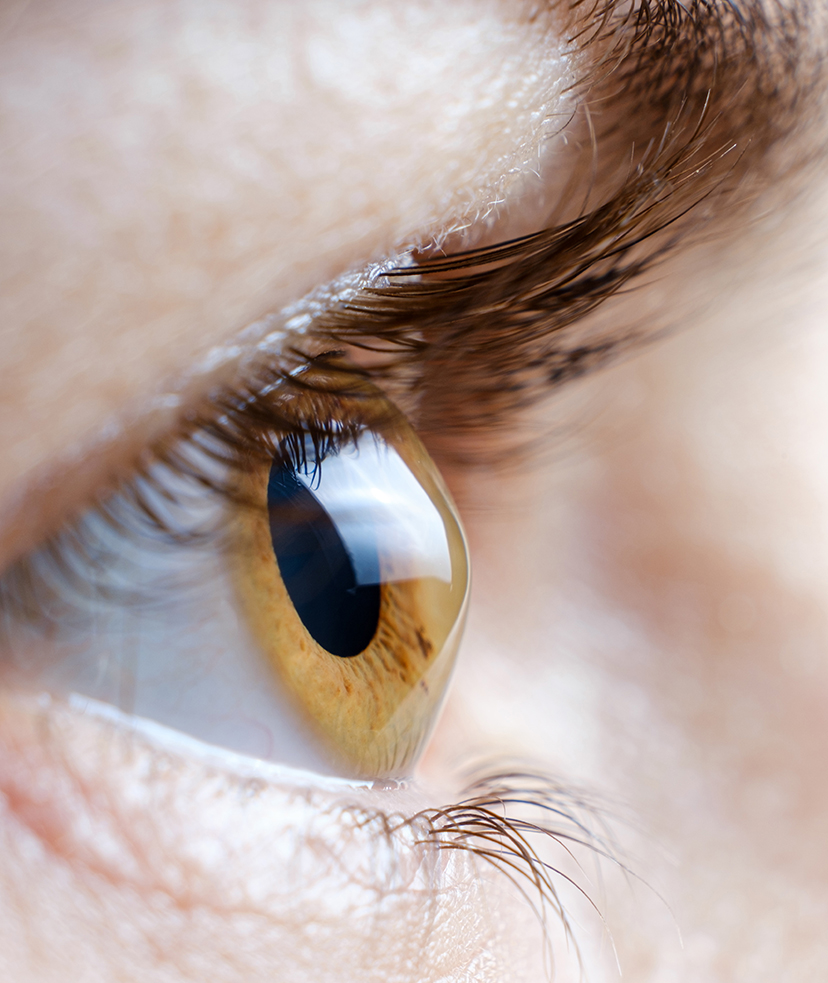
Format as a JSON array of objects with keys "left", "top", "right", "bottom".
[{"left": 230, "top": 388, "right": 469, "bottom": 779}]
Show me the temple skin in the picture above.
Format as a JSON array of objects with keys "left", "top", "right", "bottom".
[{"left": 1, "top": 1, "right": 828, "bottom": 981}]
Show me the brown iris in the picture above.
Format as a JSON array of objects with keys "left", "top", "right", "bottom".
[{"left": 230, "top": 371, "right": 468, "bottom": 778}]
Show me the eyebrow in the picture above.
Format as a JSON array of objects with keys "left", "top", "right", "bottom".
[{"left": 304, "top": 0, "right": 821, "bottom": 452}]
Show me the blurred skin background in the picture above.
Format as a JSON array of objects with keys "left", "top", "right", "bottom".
[{"left": 1, "top": 1, "right": 828, "bottom": 981}]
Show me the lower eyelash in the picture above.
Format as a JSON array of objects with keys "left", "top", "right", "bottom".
[{"left": 399, "top": 768, "right": 641, "bottom": 975}]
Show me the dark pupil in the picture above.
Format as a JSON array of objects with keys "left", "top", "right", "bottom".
[{"left": 267, "top": 459, "right": 381, "bottom": 658}]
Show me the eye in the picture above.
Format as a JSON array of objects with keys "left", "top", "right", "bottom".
[
  {"left": 0, "top": 358, "right": 469, "bottom": 781},
  {"left": 232, "top": 411, "right": 468, "bottom": 778}
]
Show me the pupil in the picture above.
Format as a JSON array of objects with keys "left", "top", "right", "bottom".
[{"left": 267, "top": 458, "right": 381, "bottom": 658}]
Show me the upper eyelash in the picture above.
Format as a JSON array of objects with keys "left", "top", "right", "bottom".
[{"left": 300, "top": 0, "right": 815, "bottom": 447}]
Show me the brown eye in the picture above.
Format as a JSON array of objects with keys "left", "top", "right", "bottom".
[{"left": 231, "top": 382, "right": 469, "bottom": 779}]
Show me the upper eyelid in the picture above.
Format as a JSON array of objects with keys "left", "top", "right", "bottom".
[{"left": 0, "top": 0, "right": 812, "bottom": 569}]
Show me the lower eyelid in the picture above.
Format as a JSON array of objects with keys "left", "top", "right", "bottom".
[
  {"left": 0, "top": 690, "right": 529, "bottom": 981},
  {"left": 65, "top": 694, "right": 378, "bottom": 792},
  {"left": 0, "top": 691, "right": 425, "bottom": 892}
]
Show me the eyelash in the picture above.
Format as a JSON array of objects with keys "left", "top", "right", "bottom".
[
  {"left": 0, "top": 351, "right": 396, "bottom": 637},
  {"left": 295, "top": 0, "right": 804, "bottom": 450},
  {"left": 353, "top": 767, "right": 643, "bottom": 970}
]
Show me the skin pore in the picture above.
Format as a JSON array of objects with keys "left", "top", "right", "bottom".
[{"left": 1, "top": 1, "right": 828, "bottom": 981}]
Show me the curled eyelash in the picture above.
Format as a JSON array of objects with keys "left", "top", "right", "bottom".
[
  {"left": 415, "top": 775, "right": 616, "bottom": 976},
  {"left": 301, "top": 0, "right": 821, "bottom": 452},
  {"left": 352, "top": 768, "right": 661, "bottom": 981}
]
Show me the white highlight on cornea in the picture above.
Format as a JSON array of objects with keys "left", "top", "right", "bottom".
[{"left": 298, "top": 436, "right": 452, "bottom": 586}]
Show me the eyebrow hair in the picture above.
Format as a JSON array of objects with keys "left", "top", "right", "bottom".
[{"left": 305, "top": 0, "right": 821, "bottom": 451}]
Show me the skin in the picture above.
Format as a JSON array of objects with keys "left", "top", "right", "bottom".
[{"left": 0, "top": 1, "right": 827, "bottom": 980}]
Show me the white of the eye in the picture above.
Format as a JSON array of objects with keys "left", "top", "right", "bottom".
[
  {"left": 21, "top": 434, "right": 457, "bottom": 772},
  {"left": 296, "top": 437, "right": 452, "bottom": 585}
]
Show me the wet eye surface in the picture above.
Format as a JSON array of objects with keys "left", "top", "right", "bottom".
[
  {"left": 0, "top": 359, "right": 469, "bottom": 780},
  {"left": 267, "top": 449, "right": 382, "bottom": 659},
  {"left": 233, "top": 394, "right": 469, "bottom": 779}
]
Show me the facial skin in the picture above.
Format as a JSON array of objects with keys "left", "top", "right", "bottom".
[{"left": 1, "top": 1, "right": 827, "bottom": 981}]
